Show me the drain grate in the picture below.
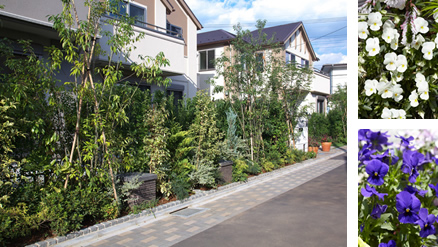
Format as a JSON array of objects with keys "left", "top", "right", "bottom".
[{"left": 170, "top": 208, "right": 208, "bottom": 218}]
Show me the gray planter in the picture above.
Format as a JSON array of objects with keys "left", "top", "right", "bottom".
[
  {"left": 218, "top": 161, "right": 233, "bottom": 183},
  {"left": 118, "top": 172, "right": 157, "bottom": 207}
]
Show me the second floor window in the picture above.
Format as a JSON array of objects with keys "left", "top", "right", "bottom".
[
  {"left": 286, "top": 52, "right": 295, "bottom": 64},
  {"left": 200, "top": 49, "right": 215, "bottom": 70},
  {"left": 301, "top": 59, "right": 309, "bottom": 68},
  {"left": 109, "top": 1, "right": 146, "bottom": 28}
]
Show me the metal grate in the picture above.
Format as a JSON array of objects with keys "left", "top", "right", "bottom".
[{"left": 170, "top": 208, "right": 208, "bottom": 218}]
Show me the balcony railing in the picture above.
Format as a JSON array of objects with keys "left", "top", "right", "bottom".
[{"left": 104, "top": 14, "right": 183, "bottom": 40}]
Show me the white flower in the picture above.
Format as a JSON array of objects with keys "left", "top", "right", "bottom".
[
  {"left": 366, "top": 38, "right": 380, "bottom": 56},
  {"left": 392, "top": 72, "right": 403, "bottom": 82},
  {"left": 385, "top": 0, "right": 406, "bottom": 10},
  {"left": 412, "top": 34, "right": 425, "bottom": 50},
  {"left": 384, "top": 52, "right": 397, "bottom": 71},
  {"left": 397, "top": 109, "right": 406, "bottom": 119},
  {"left": 382, "top": 28, "right": 396, "bottom": 43},
  {"left": 390, "top": 108, "right": 400, "bottom": 119},
  {"left": 421, "top": 42, "right": 435, "bottom": 60},
  {"left": 391, "top": 84, "right": 404, "bottom": 102},
  {"left": 381, "top": 107, "right": 392, "bottom": 119},
  {"left": 368, "top": 12, "right": 383, "bottom": 31},
  {"left": 419, "top": 90, "right": 429, "bottom": 100},
  {"left": 435, "top": 35, "right": 438, "bottom": 47},
  {"left": 364, "top": 79, "right": 378, "bottom": 96},
  {"left": 359, "top": 22, "right": 369, "bottom": 39},
  {"left": 391, "top": 32, "right": 400, "bottom": 50},
  {"left": 377, "top": 81, "right": 393, "bottom": 98},
  {"left": 383, "top": 20, "right": 395, "bottom": 30},
  {"left": 396, "top": 54, "right": 408, "bottom": 73},
  {"left": 415, "top": 72, "right": 428, "bottom": 91},
  {"left": 414, "top": 17, "right": 429, "bottom": 34},
  {"left": 409, "top": 90, "right": 419, "bottom": 107}
]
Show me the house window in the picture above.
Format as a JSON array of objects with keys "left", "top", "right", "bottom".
[
  {"left": 317, "top": 98, "right": 325, "bottom": 113},
  {"left": 199, "top": 49, "right": 215, "bottom": 70},
  {"left": 301, "top": 59, "right": 309, "bottom": 68},
  {"left": 109, "top": 1, "right": 146, "bottom": 28},
  {"left": 167, "top": 22, "right": 183, "bottom": 38},
  {"left": 286, "top": 52, "right": 295, "bottom": 64}
]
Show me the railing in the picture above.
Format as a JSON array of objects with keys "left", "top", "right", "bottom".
[
  {"left": 285, "top": 61, "right": 329, "bottom": 76},
  {"left": 104, "top": 14, "right": 183, "bottom": 39}
]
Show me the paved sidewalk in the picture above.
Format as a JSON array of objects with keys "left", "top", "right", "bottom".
[{"left": 55, "top": 147, "right": 346, "bottom": 247}]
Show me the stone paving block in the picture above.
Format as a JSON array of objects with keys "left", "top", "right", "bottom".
[{"left": 165, "top": 234, "right": 181, "bottom": 242}]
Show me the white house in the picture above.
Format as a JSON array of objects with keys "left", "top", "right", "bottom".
[{"left": 0, "top": 0, "right": 203, "bottom": 98}]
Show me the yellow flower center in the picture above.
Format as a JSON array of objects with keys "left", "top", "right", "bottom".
[
  {"left": 425, "top": 92, "right": 428, "bottom": 95},
  {"left": 428, "top": 52, "right": 431, "bottom": 55},
  {"left": 385, "top": 89, "right": 388, "bottom": 93},
  {"left": 370, "top": 88, "right": 373, "bottom": 91},
  {"left": 426, "top": 224, "right": 428, "bottom": 227},
  {"left": 402, "top": 64, "right": 405, "bottom": 67},
  {"left": 415, "top": 99, "right": 418, "bottom": 102},
  {"left": 374, "top": 23, "right": 377, "bottom": 26},
  {"left": 362, "top": 31, "right": 365, "bottom": 34},
  {"left": 406, "top": 208, "right": 410, "bottom": 213},
  {"left": 373, "top": 48, "right": 376, "bottom": 51},
  {"left": 374, "top": 172, "right": 378, "bottom": 176},
  {"left": 395, "top": 93, "right": 398, "bottom": 96},
  {"left": 390, "top": 62, "right": 394, "bottom": 65}
]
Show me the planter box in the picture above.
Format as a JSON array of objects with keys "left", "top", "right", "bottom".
[
  {"left": 218, "top": 160, "right": 233, "bottom": 183},
  {"left": 118, "top": 172, "right": 157, "bottom": 208}
]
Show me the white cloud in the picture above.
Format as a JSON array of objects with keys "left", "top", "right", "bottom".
[
  {"left": 313, "top": 53, "right": 347, "bottom": 68},
  {"left": 186, "top": 0, "right": 347, "bottom": 30}
]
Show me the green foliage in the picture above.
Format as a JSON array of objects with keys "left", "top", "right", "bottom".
[
  {"left": 246, "top": 161, "right": 262, "bottom": 175},
  {"left": 232, "top": 159, "right": 248, "bottom": 182},
  {"left": 218, "top": 107, "right": 249, "bottom": 162},
  {"left": 189, "top": 91, "right": 222, "bottom": 187},
  {"left": 40, "top": 185, "right": 115, "bottom": 236},
  {"left": 308, "top": 113, "right": 329, "bottom": 141},
  {"left": 261, "top": 160, "right": 275, "bottom": 172}
]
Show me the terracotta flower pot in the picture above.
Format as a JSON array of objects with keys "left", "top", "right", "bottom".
[
  {"left": 321, "top": 142, "right": 332, "bottom": 152},
  {"left": 312, "top": 146, "right": 319, "bottom": 154}
]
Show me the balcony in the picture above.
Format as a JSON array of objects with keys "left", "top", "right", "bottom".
[
  {"left": 97, "top": 15, "right": 186, "bottom": 76},
  {"left": 312, "top": 69, "right": 330, "bottom": 95}
]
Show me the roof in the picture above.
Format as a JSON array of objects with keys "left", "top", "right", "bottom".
[
  {"left": 177, "top": 0, "right": 203, "bottom": 30},
  {"left": 197, "top": 29, "right": 236, "bottom": 46},
  {"left": 250, "top": 22, "right": 301, "bottom": 44},
  {"left": 321, "top": 63, "right": 347, "bottom": 73},
  {"left": 249, "top": 22, "right": 318, "bottom": 61}
]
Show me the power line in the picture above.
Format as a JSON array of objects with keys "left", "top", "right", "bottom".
[
  {"left": 202, "top": 16, "right": 347, "bottom": 28},
  {"left": 310, "top": 26, "right": 347, "bottom": 41}
]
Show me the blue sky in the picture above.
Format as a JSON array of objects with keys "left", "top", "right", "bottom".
[{"left": 186, "top": 0, "right": 347, "bottom": 69}]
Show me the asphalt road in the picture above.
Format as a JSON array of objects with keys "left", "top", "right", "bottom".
[{"left": 172, "top": 154, "right": 347, "bottom": 247}]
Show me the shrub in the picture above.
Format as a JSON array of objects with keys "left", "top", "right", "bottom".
[
  {"left": 232, "top": 159, "right": 248, "bottom": 182},
  {"left": 261, "top": 160, "right": 275, "bottom": 172}
]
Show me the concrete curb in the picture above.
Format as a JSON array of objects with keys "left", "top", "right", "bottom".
[{"left": 29, "top": 147, "right": 347, "bottom": 247}]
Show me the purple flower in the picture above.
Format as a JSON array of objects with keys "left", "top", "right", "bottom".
[
  {"left": 396, "top": 191, "right": 421, "bottom": 224},
  {"left": 358, "top": 129, "right": 371, "bottom": 142},
  {"left": 366, "top": 130, "right": 392, "bottom": 151},
  {"left": 396, "top": 135, "right": 415, "bottom": 149},
  {"left": 416, "top": 208, "right": 436, "bottom": 238},
  {"left": 361, "top": 184, "right": 388, "bottom": 200},
  {"left": 401, "top": 150, "right": 425, "bottom": 183},
  {"left": 359, "top": 143, "right": 376, "bottom": 166},
  {"left": 404, "top": 185, "right": 428, "bottom": 197},
  {"left": 371, "top": 149, "right": 399, "bottom": 165},
  {"left": 371, "top": 203, "right": 388, "bottom": 219},
  {"left": 429, "top": 183, "right": 438, "bottom": 194},
  {"left": 366, "top": 159, "right": 389, "bottom": 186},
  {"left": 378, "top": 240, "right": 396, "bottom": 247}
]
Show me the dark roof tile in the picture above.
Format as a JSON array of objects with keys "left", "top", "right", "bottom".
[{"left": 197, "top": 29, "right": 236, "bottom": 45}]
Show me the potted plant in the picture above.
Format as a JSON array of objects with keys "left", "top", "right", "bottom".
[
  {"left": 321, "top": 134, "right": 332, "bottom": 152},
  {"left": 308, "top": 136, "right": 319, "bottom": 154}
]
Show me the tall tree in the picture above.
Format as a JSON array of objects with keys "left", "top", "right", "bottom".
[{"left": 48, "top": 0, "right": 170, "bottom": 200}]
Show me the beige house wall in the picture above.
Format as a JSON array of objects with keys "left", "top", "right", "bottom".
[{"left": 167, "top": 0, "right": 188, "bottom": 56}]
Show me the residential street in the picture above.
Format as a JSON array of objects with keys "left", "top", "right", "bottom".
[{"left": 55, "top": 148, "right": 347, "bottom": 247}]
